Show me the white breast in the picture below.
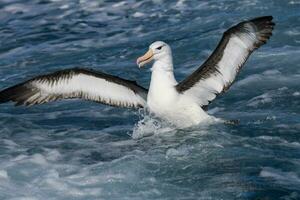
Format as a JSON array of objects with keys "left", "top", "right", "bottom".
[
  {"left": 147, "top": 68, "right": 178, "bottom": 114},
  {"left": 146, "top": 67, "right": 211, "bottom": 127}
]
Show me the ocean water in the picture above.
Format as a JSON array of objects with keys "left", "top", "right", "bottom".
[{"left": 0, "top": 0, "right": 300, "bottom": 199}]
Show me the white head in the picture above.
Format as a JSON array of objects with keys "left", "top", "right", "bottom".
[{"left": 136, "top": 41, "right": 173, "bottom": 70}]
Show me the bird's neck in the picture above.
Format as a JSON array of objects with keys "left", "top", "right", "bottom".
[
  {"left": 150, "top": 58, "right": 177, "bottom": 87},
  {"left": 148, "top": 59, "right": 178, "bottom": 103},
  {"left": 151, "top": 55, "right": 174, "bottom": 72},
  {"left": 147, "top": 58, "right": 178, "bottom": 112}
]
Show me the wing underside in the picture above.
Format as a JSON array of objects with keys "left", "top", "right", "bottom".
[
  {"left": 176, "top": 16, "right": 275, "bottom": 108},
  {"left": 0, "top": 68, "right": 148, "bottom": 109}
]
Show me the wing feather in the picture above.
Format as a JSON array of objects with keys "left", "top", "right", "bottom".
[
  {"left": 0, "top": 68, "right": 148, "bottom": 108},
  {"left": 176, "top": 16, "right": 275, "bottom": 108}
]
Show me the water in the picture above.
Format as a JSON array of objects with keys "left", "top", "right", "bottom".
[{"left": 0, "top": 0, "right": 299, "bottom": 199}]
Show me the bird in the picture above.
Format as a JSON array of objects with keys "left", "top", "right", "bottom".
[{"left": 0, "top": 16, "right": 275, "bottom": 127}]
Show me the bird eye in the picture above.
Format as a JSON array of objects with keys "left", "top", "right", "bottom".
[{"left": 156, "top": 46, "right": 163, "bottom": 50}]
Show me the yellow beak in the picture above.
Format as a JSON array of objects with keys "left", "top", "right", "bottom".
[{"left": 136, "top": 49, "right": 154, "bottom": 68}]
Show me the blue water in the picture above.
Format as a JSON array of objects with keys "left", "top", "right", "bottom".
[{"left": 0, "top": 0, "right": 300, "bottom": 199}]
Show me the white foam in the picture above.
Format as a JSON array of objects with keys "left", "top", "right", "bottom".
[
  {"left": 207, "top": 107, "right": 225, "bottom": 115},
  {"left": 44, "top": 177, "right": 86, "bottom": 197},
  {"left": 235, "top": 74, "right": 262, "bottom": 86},
  {"left": 29, "top": 154, "right": 48, "bottom": 165},
  {"left": 112, "top": 1, "right": 127, "bottom": 8},
  {"left": 285, "top": 29, "right": 300, "bottom": 36},
  {"left": 247, "top": 93, "right": 272, "bottom": 107},
  {"left": 3, "top": 139, "right": 18, "bottom": 148},
  {"left": 165, "top": 145, "right": 191, "bottom": 159},
  {"left": 132, "top": 114, "right": 175, "bottom": 139},
  {"left": 289, "top": 0, "right": 300, "bottom": 5},
  {"left": 0, "top": 170, "right": 8, "bottom": 179},
  {"left": 59, "top": 4, "right": 70, "bottom": 9},
  {"left": 4, "top": 4, "right": 30, "bottom": 13},
  {"left": 132, "top": 12, "right": 145, "bottom": 18},
  {"left": 257, "top": 135, "right": 300, "bottom": 148},
  {"left": 152, "top": 0, "right": 164, "bottom": 4},
  {"left": 12, "top": 155, "right": 28, "bottom": 162},
  {"left": 260, "top": 167, "right": 300, "bottom": 186},
  {"left": 293, "top": 91, "right": 300, "bottom": 96},
  {"left": 262, "top": 69, "right": 281, "bottom": 76},
  {"left": 9, "top": 197, "right": 39, "bottom": 200},
  {"left": 247, "top": 87, "right": 289, "bottom": 107},
  {"left": 46, "top": 150, "right": 62, "bottom": 161},
  {"left": 175, "top": 0, "right": 187, "bottom": 8}
]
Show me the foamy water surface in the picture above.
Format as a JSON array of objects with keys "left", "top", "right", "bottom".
[{"left": 0, "top": 0, "right": 300, "bottom": 199}]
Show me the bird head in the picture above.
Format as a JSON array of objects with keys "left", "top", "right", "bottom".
[{"left": 136, "top": 41, "right": 172, "bottom": 68}]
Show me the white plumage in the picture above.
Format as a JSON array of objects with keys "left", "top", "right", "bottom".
[
  {"left": 31, "top": 73, "right": 146, "bottom": 108},
  {"left": 0, "top": 68, "right": 148, "bottom": 108}
]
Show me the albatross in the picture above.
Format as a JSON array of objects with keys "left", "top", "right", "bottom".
[{"left": 0, "top": 16, "right": 275, "bottom": 127}]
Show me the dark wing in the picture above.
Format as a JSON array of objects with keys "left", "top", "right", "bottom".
[
  {"left": 0, "top": 68, "right": 148, "bottom": 108},
  {"left": 176, "top": 16, "right": 275, "bottom": 108}
]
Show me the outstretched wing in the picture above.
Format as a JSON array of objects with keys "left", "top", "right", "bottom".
[
  {"left": 176, "top": 16, "right": 275, "bottom": 108},
  {"left": 0, "top": 68, "right": 148, "bottom": 108}
]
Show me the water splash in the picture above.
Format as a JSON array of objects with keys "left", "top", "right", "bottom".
[{"left": 132, "top": 110, "right": 176, "bottom": 139}]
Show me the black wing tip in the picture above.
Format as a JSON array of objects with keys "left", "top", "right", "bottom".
[
  {"left": 0, "top": 68, "right": 84, "bottom": 107},
  {"left": 0, "top": 86, "right": 16, "bottom": 104},
  {"left": 250, "top": 15, "right": 275, "bottom": 28},
  {"left": 0, "top": 84, "right": 35, "bottom": 106},
  {"left": 242, "top": 16, "right": 275, "bottom": 49},
  {"left": 251, "top": 16, "right": 273, "bottom": 21},
  {"left": 225, "top": 16, "right": 275, "bottom": 37}
]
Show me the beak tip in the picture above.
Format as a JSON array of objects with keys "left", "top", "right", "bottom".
[
  {"left": 136, "top": 49, "right": 153, "bottom": 69},
  {"left": 136, "top": 61, "right": 141, "bottom": 68}
]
